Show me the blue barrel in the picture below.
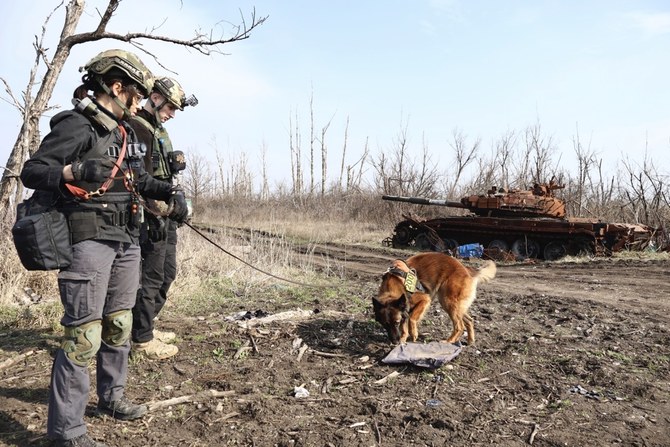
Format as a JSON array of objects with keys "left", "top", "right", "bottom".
[{"left": 457, "top": 243, "right": 484, "bottom": 258}]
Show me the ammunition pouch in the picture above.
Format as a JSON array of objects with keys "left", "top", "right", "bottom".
[
  {"left": 12, "top": 194, "right": 73, "bottom": 271},
  {"left": 61, "top": 320, "right": 103, "bottom": 367},
  {"left": 66, "top": 206, "right": 134, "bottom": 244},
  {"left": 66, "top": 210, "right": 129, "bottom": 244},
  {"left": 147, "top": 215, "right": 168, "bottom": 242}
]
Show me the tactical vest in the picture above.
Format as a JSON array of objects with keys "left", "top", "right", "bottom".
[
  {"left": 132, "top": 115, "right": 174, "bottom": 181},
  {"left": 60, "top": 100, "right": 144, "bottom": 243}
]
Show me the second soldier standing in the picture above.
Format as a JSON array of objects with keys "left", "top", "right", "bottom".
[{"left": 129, "top": 77, "right": 197, "bottom": 360}]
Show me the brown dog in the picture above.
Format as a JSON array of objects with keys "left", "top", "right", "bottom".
[{"left": 373, "top": 252, "right": 496, "bottom": 344}]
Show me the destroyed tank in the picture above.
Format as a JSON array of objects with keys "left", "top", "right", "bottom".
[{"left": 382, "top": 181, "right": 654, "bottom": 260}]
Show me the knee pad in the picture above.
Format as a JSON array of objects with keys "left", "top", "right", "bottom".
[
  {"left": 102, "top": 309, "right": 132, "bottom": 347},
  {"left": 61, "top": 320, "right": 102, "bottom": 367}
]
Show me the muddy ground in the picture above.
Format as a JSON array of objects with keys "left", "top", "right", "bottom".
[{"left": 1, "top": 240, "right": 669, "bottom": 447}]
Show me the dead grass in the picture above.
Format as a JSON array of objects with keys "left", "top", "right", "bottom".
[
  {"left": 194, "top": 194, "right": 393, "bottom": 246},
  {"left": 2, "top": 200, "right": 665, "bottom": 331}
]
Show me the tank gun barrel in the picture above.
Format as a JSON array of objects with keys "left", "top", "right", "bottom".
[{"left": 382, "top": 195, "right": 466, "bottom": 208}]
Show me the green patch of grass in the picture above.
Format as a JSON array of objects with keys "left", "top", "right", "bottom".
[
  {"left": 548, "top": 399, "right": 573, "bottom": 410},
  {"left": 607, "top": 350, "right": 632, "bottom": 364},
  {"left": 212, "top": 346, "right": 228, "bottom": 363},
  {"left": 0, "top": 301, "right": 62, "bottom": 331}
]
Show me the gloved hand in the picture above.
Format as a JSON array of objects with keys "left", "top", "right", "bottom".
[
  {"left": 168, "top": 189, "right": 189, "bottom": 224},
  {"left": 71, "top": 158, "right": 115, "bottom": 183},
  {"left": 148, "top": 216, "right": 167, "bottom": 242}
]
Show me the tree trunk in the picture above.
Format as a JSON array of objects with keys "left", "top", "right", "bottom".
[{"left": 0, "top": 0, "right": 85, "bottom": 223}]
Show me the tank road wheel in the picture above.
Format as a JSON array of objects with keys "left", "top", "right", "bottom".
[
  {"left": 571, "top": 238, "right": 595, "bottom": 257},
  {"left": 486, "top": 240, "right": 509, "bottom": 259},
  {"left": 392, "top": 223, "right": 414, "bottom": 247},
  {"left": 511, "top": 238, "right": 540, "bottom": 260},
  {"left": 543, "top": 240, "right": 567, "bottom": 261},
  {"left": 488, "top": 239, "right": 509, "bottom": 252},
  {"left": 442, "top": 238, "right": 458, "bottom": 251},
  {"left": 414, "top": 233, "right": 434, "bottom": 251}
]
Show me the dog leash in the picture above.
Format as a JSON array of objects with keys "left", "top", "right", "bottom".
[{"left": 183, "top": 221, "right": 327, "bottom": 288}]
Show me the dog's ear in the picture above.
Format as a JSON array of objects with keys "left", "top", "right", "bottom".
[
  {"left": 372, "top": 298, "right": 383, "bottom": 312},
  {"left": 394, "top": 294, "right": 409, "bottom": 312}
]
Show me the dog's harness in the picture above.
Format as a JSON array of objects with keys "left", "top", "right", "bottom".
[{"left": 385, "top": 260, "right": 427, "bottom": 319}]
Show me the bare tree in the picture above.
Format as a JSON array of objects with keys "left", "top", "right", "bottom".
[
  {"left": 371, "top": 121, "right": 439, "bottom": 197},
  {"left": 183, "top": 151, "right": 214, "bottom": 209},
  {"left": 319, "top": 116, "right": 333, "bottom": 196},
  {"left": 445, "top": 128, "right": 480, "bottom": 197},
  {"left": 338, "top": 116, "right": 350, "bottom": 190},
  {"left": 288, "top": 109, "right": 303, "bottom": 196},
  {"left": 0, "top": 0, "right": 267, "bottom": 222},
  {"left": 523, "top": 121, "right": 558, "bottom": 185},
  {"left": 309, "top": 90, "right": 315, "bottom": 195},
  {"left": 348, "top": 137, "right": 369, "bottom": 191},
  {"left": 259, "top": 141, "right": 269, "bottom": 200}
]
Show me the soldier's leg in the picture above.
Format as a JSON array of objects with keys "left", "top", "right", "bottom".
[
  {"left": 132, "top": 237, "right": 167, "bottom": 343},
  {"left": 48, "top": 240, "right": 115, "bottom": 440},
  {"left": 98, "top": 242, "right": 141, "bottom": 402},
  {"left": 156, "top": 221, "right": 178, "bottom": 316}
]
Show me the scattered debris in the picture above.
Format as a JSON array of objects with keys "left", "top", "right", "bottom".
[
  {"left": 0, "top": 350, "right": 42, "bottom": 371},
  {"left": 569, "top": 385, "right": 601, "bottom": 400},
  {"left": 227, "top": 309, "right": 316, "bottom": 327},
  {"left": 147, "top": 389, "right": 235, "bottom": 411},
  {"left": 373, "top": 371, "right": 401, "bottom": 385},
  {"left": 293, "top": 386, "right": 310, "bottom": 398}
]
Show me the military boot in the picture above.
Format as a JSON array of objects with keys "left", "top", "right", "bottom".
[
  {"left": 132, "top": 338, "right": 178, "bottom": 360},
  {"left": 52, "top": 433, "right": 107, "bottom": 447},
  {"left": 153, "top": 328, "right": 176, "bottom": 343},
  {"left": 96, "top": 395, "right": 147, "bottom": 420}
]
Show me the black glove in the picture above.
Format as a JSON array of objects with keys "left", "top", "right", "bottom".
[
  {"left": 148, "top": 216, "right": 168, "bottom": 242},
  {"left": 168, "top": 189, "right": 189, "bottom": 224},
  {"left": 71, "top": 158, "right": 115, "bottom": 183}
]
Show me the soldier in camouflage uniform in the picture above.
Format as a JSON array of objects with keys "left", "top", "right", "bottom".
[
  {"left": 20, "top": 50, "right": 189, "bottom": 447},
  {"left": 129, "top": 77, "right": 197, "bottom": 360}
]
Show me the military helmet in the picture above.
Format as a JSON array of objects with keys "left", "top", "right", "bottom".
[
  {"left": 153, "top": 76, "right": 198, "bottom": 110},
  {"left": 82, "top": 49, "right": 154, "bottom": 96}
]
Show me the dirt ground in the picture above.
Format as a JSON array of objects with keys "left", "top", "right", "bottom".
[{"left": 1, "top": 240, "right": 669, "bottom": 447}]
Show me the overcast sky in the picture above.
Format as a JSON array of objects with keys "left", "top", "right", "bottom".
[{"left": 1, "top": 0, "right": 670, "bottom": 189}]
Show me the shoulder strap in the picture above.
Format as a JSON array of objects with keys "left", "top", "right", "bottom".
[
  {"left": 132, "top": 115, "right": 155, "bottom": 133},
  {"left": 65, "top": 126, "right": 128, "bottom": 200}
]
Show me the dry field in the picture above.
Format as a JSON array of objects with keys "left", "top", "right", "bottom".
[{"left": 1, "top": 221, "right": 669, "bottom": 446}]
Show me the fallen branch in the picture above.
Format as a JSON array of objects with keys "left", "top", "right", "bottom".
[
  {"left": 248, "top": 332, "right": 259, "bottom": 353},
  {"left": 208, "top": 411, "right": 240, "bottom": 425},
  {"left": 309, "top": 349, "right": 346, "bottom": 358},
  {"left": 529, "top": 423, "right": 539, "bottom": 444},
  {"left": 237, "top": 309, "right": 314, "bottom": 327},
  {"left": 373, "top": 371, "right": 400, "bottom": 385},
  {"left": 0, "top": 350, "right": 40, "bottom": 371},
  {"left": 373, "top": 417, "right": 382, "bottom": 445},
  {"left": 296, "top": 344, "right": 309, "bottom": 362},
  {"left": 147, "top": 389, "right": 235, "bottom": 411},
  {"left": 233, "top": 346, "right": 253, "bottom": 360}
]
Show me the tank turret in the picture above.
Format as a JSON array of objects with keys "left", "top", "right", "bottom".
[{"left": 383, "top": 181, "right": 567, "bottom": 219}]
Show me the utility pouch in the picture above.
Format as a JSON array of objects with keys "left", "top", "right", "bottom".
[
  {"left": 128, "top": 196, "right": 141, "bottom": 229},
  {"left": 12, "top": 198, "right": 73, "bottom": 271},
  {"left": 151, "top": 151, "right": 160, "bottom": 172},
  {"left": 168, "top": 150, "right": 186, "bottom": 173},
  {"left": 68, "top": 211, "right": 100, "bottom": 244}
]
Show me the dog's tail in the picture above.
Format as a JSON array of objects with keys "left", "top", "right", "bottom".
[{"left": 474, "top": 260, "right": 497, "bottom": 283}]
